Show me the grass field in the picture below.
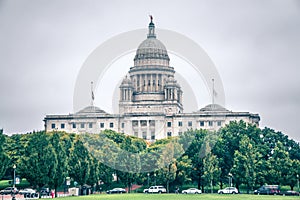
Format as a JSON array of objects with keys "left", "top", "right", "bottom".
[
  {"left": 0, "top": 179, "right": 30, "bottom": 189},
  {"left": 59, "top": 194, "right": 300, "bottom": 200}
]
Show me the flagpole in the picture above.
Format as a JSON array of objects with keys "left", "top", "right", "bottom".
[
  {"left": 212, "top": 78, "right": 215, "bottom": 105},
  {"left": 91, "top": 81, "right": 94, "bottom": 106}
]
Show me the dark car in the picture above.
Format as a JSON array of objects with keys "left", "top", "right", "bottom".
[
  {"left": 106, "top": 188, "right": 126, "bottom": 194},
  {"left": 40, "top": 187, "right": 50, "bottom": 196},
  {"left": 284, "top": 190, "right": 299, "bottom": 196},
  {"left": 254, "top": 185, "right": 280, "bottom": 195},
  {"left": 0, "top": 187, "right": 18, "bottom": 195}
]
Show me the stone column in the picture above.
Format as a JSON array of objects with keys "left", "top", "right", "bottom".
[{"left": 150, "top": 74, "right": 153, "bottom": 92}]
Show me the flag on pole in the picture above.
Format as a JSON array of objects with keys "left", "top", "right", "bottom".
[
  {"left": 213, "top": 88, "right": 218, "bottom": 97},
  {"left": 91, "top": 81, "right": 95, "bottom": 101}
]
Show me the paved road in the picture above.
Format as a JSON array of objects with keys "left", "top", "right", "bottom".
[{"left": 0, "top": 194, "right": 56, "bottom": 200}]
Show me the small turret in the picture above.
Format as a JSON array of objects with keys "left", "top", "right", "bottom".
[{"left": 147, "top": 15, "right": 156, "bottom": 38}]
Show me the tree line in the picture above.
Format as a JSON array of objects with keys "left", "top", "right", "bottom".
[{"left": 0, "top": 121, "right": 299, "bottom": 195}]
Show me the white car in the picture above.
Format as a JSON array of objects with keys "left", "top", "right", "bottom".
[
  {"left": 19, "top": 188, "right": 36, "bottom": 195},
  {"left": 143, "top": 186, "right": 166, "bottom": 193},
  {"left": 218, "top": 187, "right": 238, "bottom": 194},
  {"left": 182, "top": 188, "right": 201, "bottom": 194}
]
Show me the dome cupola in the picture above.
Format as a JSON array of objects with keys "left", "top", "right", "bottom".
[{"left": 134, "top": 16, "right": 170, "bottom": 63}]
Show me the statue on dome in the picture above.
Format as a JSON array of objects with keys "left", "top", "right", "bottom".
[{"left": 149, "top": 15, "right": 153, "bottom": 22}]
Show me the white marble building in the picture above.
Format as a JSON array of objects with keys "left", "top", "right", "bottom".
[{"left": 44, "top": 19, "right": 260, "bottom": 141}]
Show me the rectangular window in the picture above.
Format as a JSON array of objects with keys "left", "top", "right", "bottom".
[
  {"left": 178, "top": 132, "right": 182, "bottom": 136},
  {"left": 167, "top": 122, "right": 172, "bottom": 127},
  {"left": 132, "top": 120, "right": 138, "bottom": 127},
  {"left": 188, "top": 121, "right": 192, "bottom": 127},
  {"left": 167, "top": 132, "right": 172, "bottom": 137},
  {"left": 217, "top": 121, "right": 222, "bottom": 126},
  {"left": 178, "top": 121, "right": 182, "bottom": 127},
  {"left": 200, "top": 121, "right": 204, "bottom": 127},
  {"left": 100, "top": 123, "right": 104, "bottom": 128},
  {"left": 51, "top": 123, "right": 56, "bottom": 129},
  {"left": 110, "top": 122, "right": 114, "bottom": 128},
  {"left": 72, "top": 123, "right": 76, "bottom": 129},
  {"left": 81, "top": 123, "right": 85, "bottom": 128},
  {"left": 89, "top": 123, "right": 93, "bottom": 128},
  {"left": 121, "top": 123, "right": 125, "bottom": 128},
  {"left": 151, "top": 131, "right": 155, "bottom": 140},
  {"left": 149, "top": 120, "right": 155, "bottom": 126},
  {"left": 209, "top": 121, "right": 213, "bottom": 126},
  {"left": 134, "top": 132, "right": 138, "bottom": 137},
  {"left": 142, "top": 132, "right": 147, "bottom": 140},
  {"left": 61, "top": 123, "right": 65, "bottom": 129},
  {"left": 140, "top": 120, "right": 147, "bottom": 127}
]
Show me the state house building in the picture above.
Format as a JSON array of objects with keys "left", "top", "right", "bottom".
[{"left": 44, "top": 19, "right": 260, "bottom": 141}]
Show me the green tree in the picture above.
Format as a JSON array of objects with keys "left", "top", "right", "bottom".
[
  {"left": 116, "top": 136, "right": 146, "bottom": 192},
  {"left": 48, "top": 132, "right": 68, "bottom": 197},
  {"left": 68, "top": 136, "right": 90, "bottom": 185},
  {"left": 86, "top": 156, "right": 100, "bottom": 193},
  {"left": 0, "top": 129, "right": 10, "bottom": 180},
  {"left": 155, "top": 141, "right": 182, "bottom": 193},
  {"left": 173, "top": 155, "right": 192, "bottom": 186},
  {"left": 19, "top": 131, "right": 58, "bottom": 189},
  {"left": 268, "top": 142, "right": 293, "bottom": 185},
  {"left": 286, "top": 159, "right": 300, "bottom": 190},
  {"left": 213, "top": 121, "right": 264, "bottom": 189},
  {"left": 203, "top": 152, "right": 221, "bottom": 193},
  {"left": 98, "top": 163, "right": 114, "bottom": 190},
  {"left": 180, "top": 129, "right": 207, "bottom": 189},
  {"left": 231, "top": 135, "right": 259, "bottom": 193}
]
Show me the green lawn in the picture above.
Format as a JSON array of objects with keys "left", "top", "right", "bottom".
[
  {"left": 59, "top": 194, "right": 299, "bottom": 200},
  {"left": 0, "top": 179, "right": 30, "bottom": 189}
]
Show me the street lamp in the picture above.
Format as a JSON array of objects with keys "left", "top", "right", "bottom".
[
  {"left": 12, "top": 165, "right": 16, "bottom": 200},
  {"left": 147, "top": 173, "right": 150, "bottom": 187},
  {"left": 228, "top": 173, "right": 232, "bottom": 187},
  {"left": 154, "top": 173, "right": 156, "bottom": 186},
  {"left": 297, "top": 174, "right": 299, "bottom": 196}
]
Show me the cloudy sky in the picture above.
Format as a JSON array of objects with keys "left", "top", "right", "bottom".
[{"left": 0, "top": 0, "right": 299, "bottom": 142}]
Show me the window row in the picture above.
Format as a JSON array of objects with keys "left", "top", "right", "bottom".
[
  {"left": 51, "top": 122, "right": 116, "bottom": 129},
  {"left": 51, "top": 120, "right": 223, "bottom": 130},
  {"left": 132, "top": 120, "right": 155, "bottom": 127},
  {"left": 167, "top": 121, "right": 223, "bottom": 127},
  {"left": 134, "top": 131, "right": 156, "bottom": 140}
]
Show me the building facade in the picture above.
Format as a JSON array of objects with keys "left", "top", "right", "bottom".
[{"left": 44, "top": 19, "right": 260, "bottom": 141}]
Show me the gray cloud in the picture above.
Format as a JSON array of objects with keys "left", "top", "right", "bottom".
[{"left": 0, "top": 0, "right": 299, "bottom": 141}]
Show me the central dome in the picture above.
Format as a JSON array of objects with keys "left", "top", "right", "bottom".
[
  {"left": 134, "top": 38, "right": 169, "bottom": 61},
  {"left": 134, "top": 19, "right": 169, "bottom": 61},
  {"left": 137, "top": 38, "right": 167, "bottom": 51}
]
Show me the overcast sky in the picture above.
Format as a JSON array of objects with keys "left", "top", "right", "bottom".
[{"left": 0, "top": 0, "right": 299, "bottom": 142}]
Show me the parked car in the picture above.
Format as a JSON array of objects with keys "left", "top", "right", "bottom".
[
  {"left": 19, "top": 188, "right": 36, "bottom": 194},
  {"left": 182, "top": 188, "right": 201, "bottom": 194},
  {"left": 106, "top": 188, "right": 126, "bottom": 194},
  {"left": 0, "top": 187, "right": 18, "bottom": 195},
  {"left": 218, "top": 187, "right": 238, "bottom": 194},
  {"left": 253, "top": 185, "right": 280, "bottom": 195},
  {"left": 19, "top": 188, "right": 38, "bottom": 198},
  {"left": 40, "top": 187, "right": 50, "bottom": 196},
  {"left": 143, "top": 186, "right": 166, "bottom": 193},
  {"left": 284, "top": 190, "right": 299, "bottom": 196}
]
